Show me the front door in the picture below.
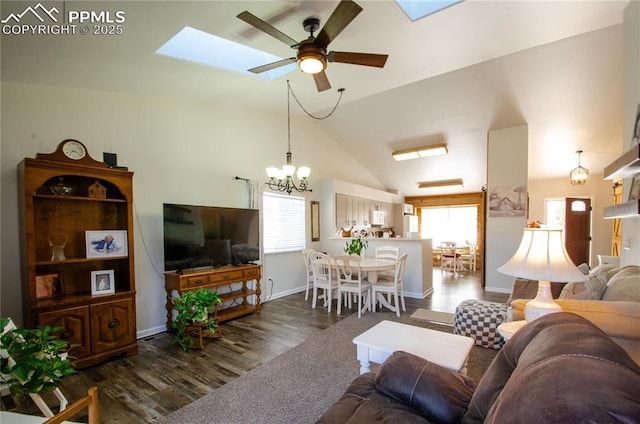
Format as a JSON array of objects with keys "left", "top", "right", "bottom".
[{"left": 564, "top": 198, "right": 591, "bottom": 266}]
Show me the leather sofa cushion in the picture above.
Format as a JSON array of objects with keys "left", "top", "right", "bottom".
[
  {"left": 463, "top": 313, "right": 640, "bottom": 423},
  {"left": 375, "top": 351, "right": 476, "bottom": 423},
  {"left": 315, "top": 372, "right": 432, "bottom": 424}
]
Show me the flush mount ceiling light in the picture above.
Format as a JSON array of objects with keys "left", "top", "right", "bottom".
[
  {"left": 418, "top": 178, "right": 464, "bottom": 190},
  {"left": 570, "top": 150, "right": 589, "bottom": 185},
  {"left": 392, "top": 143, "right": 448, "bottom": 161}
]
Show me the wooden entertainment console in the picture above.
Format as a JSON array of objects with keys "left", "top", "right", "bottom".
[{"left": 164, "top": 264, "right": 262, "bottom": 330}]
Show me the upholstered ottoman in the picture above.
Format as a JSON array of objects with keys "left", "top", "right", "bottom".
[{"left": 454, "top": 299, "right": 508, "bottom": 349}]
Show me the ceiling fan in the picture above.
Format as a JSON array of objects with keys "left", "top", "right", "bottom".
[{"left": 237, "top": 0, "right": 388, "bottom": 92}]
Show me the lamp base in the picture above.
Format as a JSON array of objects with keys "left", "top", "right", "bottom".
[{"left": 524, "top": 280, "right": 563, "bottom": 321}]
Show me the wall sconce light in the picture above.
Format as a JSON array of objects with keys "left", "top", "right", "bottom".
[
  {"left": 570, "top": 150, "right": 589, "bottom": 185},
  {"left": 392, "top": 143, "right": 448, "bottom": 161},
  {"left": 418, "top": 178, "right": 464, "bottom": 190}
]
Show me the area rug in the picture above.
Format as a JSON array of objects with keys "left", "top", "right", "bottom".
[
  {"left": 410, "top": 308, "right": 455, "bottom": 325},
  {"left": 159, "top": 313, "right": 496, "bottom": 424}
]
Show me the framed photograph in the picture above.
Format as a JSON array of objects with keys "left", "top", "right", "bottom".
[
  {"left": 35, "top": 273, "right": 63, "bottom": 299},
  {"left": 310, "top": 201, "right": 320, "bottom": 242},
  {"left": 629, "top": 174, "right": 640, "bottom": 202},
  {"left": 85, "top": 230, "right": 128, "bottom": 258},
  {"left": 91, "top": 269, "right": 115, "bottom": 295}
]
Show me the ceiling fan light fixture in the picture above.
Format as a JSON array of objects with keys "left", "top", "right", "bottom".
[
  {"left": 392, "top": 143, "right": 448, "bottom": 161},
  {"left": 297, "top": 48, "right": 326, "bottom": 74},
  {"left": 418, "top": 178, "right": 464, "bottom": 190}
]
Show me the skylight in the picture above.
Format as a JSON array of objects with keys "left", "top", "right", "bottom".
[
  {"left": 394, "top": 0, "right": 463, "bottom": 21},
  {"left": 155, "top": 26, "right": 296, "bottom": 80}
]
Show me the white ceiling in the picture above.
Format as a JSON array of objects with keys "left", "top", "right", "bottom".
[{"left": 0, "top": 0, "right": 629, "bottom": 196}]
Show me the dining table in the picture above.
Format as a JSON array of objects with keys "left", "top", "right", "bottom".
[{"left": 330, "top": 257, "right": 396, "bottom": 283}]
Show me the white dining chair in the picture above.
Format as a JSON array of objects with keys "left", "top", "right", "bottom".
[
  {"left": 375, "top": 245, "right": 399, "bottom": 280},
  {"left": 459, "top": 243, "right": 477, "bottom": 272},
  {"left": 440, "top": 241, "right": 460, "bottom": 273},
  {"left": 375, "top": 245, "right": 400, "bottom": 261},
  {"left": 333, "top": 255, "right": 371, "bottom": 318},
  {"left": 301, "top": 248, "right": 315, "bottom": 300},
  {"left": 371, "top": 253, "right": 407, "bottom": 316},
  {"left": 310, "top": 252, "right": 338, "bottom": 312}
]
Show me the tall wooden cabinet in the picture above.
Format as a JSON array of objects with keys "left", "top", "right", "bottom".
[{"left": 18, "top": 140, "right": 137, "bottom": 369}]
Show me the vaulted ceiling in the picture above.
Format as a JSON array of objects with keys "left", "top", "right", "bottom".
[{"left": 0, "top": 0, "right": 629, "bottom": 196}]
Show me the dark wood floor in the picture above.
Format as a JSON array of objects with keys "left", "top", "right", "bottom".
[{"left": 2, "top": 270, "right": 507, "bottom": 423}]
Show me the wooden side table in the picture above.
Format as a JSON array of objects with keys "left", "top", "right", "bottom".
[{"left": 497, "top": 320, "right": 528, "bottom": 341}]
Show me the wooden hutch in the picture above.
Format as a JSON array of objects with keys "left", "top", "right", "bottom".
[{"left": 18, "top": 140, "right": 137, "bottom": 368}]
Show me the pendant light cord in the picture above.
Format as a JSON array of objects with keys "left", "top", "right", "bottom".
[
  {"left": 287, "top": 80, "right": 345, "bottom": 120},
  {"left": 287, "top": 80, "right": 291, "bottom": 152}
]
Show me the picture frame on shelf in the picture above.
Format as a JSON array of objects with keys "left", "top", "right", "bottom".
[
  {"left": 35, "top": 273, "right": 64, "bottom": 299},
  {"left": 85, "top": 230, "right": 128, "bottom": 258},
  {"left": 629, "top": 174, "right": 640, "bottom": 202},
  {"left": 91, "top": 269, "right": 115, "bottom": 295}
]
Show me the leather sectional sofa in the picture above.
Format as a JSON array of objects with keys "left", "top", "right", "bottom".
[{"left": 316, "top": 313, "right": 640, "bottom": 423}]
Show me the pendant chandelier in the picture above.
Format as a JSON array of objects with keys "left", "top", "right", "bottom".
[
  {"left": 569, "top": 150, "right": 589, "bottom": 185},
  {"left": 266, "top": 80, "right": 311, "bottom": 195}
]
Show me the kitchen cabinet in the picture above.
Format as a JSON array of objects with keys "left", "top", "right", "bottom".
[{"left": 336, "top": 194, "right": 394, "bottom": 228}]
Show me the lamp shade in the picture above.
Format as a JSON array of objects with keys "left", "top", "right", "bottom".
[{"left": 498, "top": 228, "right": 587, "bottom": 283}]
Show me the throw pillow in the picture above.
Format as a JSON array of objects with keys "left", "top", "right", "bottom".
[
  {"left": 589, "top": 264, "right": 620, "bottom": 281},
  {"left": 375, "top": 351, "right": 476, "bottom": 423},
  {"left": 602, "top": 266, "right": 640, "bottom": 302},
  {"left": 559, "top": 271, "right": 607, "bottom": 300},
  {"left": 577, "top": 263, "right": 590, "bottom": 275}
]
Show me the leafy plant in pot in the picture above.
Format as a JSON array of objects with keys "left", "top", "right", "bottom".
[
  {"left": 344, "top": 237, "right": 368, "bottom": 256},
  {"left": 0, "top": 317, "right": 77, "bottom": 397},
  {"left": 172, "top": 288, "right": 222, "bottom": 351}
]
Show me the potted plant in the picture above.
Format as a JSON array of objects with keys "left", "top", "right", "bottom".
[
  {"left": 0, "top": 317, "right": 76, "bottom": 397},
  {"left": 344, "top": 237, "right": 368, "bottom": 256},
  {"left": 172, "top": 288, "right": 222, "bottom": 351}
]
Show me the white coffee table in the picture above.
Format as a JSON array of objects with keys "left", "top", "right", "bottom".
[{"left": 352, "top": 320, "right": 474, "bottom": 374}]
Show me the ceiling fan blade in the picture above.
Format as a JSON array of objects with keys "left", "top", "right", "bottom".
[
  {"left": 248, "top": 58, "right": 296, "bottom": 74},
  {"left": 329, "top": 51, "right": 388, "bottom": 68},
  {"left": 315, "top": 0, "right": 363, "bottom": 48},
  {"left": 313, "top": 71, "right": 331, "bottom": 92},
  {"left": 237, "top": 11, "right": 298, "bottom": 47}
]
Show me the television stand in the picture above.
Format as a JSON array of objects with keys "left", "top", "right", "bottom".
[{"left": 164, "top": 264, "right": 261, "bottom": 331}]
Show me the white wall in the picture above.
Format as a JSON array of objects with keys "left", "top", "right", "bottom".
[
  {"left": 528, "top": 173, "right": 613, "bottom": 267},
  {"left": 485, "top": 125, "right": 528, "bottom": 293},
  {"left": 0, "top": 82, "right": 385, "bottom": 334},
  {"left": 621, "top": 1, "right": 640, "bottom": 266}
]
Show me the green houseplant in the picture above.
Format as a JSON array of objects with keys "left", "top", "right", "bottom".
[
  {"left": 344, "top": 237, "right": 368, "bottom": 256},
  {"left": 0, "top": 317, "right": 76, "bottom": 396},
  {"left": 172, "top": 288, "right": 222, "bottom": 351}
]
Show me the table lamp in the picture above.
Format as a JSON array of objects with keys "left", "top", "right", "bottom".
[{"left": 498, "top": 228, "right": 587, "bottom": 321}]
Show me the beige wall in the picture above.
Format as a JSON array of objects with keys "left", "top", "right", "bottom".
[
  {"left": 485, "top": 125, "right": 528, "bottom": 293},
  {"left": 528, "top": 173, "right": 614, "bottom": 267},
  {"left": 621, "top": 1, "right": 640, "bottom": 266}
]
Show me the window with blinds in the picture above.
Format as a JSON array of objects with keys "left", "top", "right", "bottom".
[{"left": 263, "top": 192, "right": 306, "bottom": 253}]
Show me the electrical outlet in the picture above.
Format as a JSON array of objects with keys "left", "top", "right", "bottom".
[{"left": 623, "top": 237, "right": 631, "bottom": 250}]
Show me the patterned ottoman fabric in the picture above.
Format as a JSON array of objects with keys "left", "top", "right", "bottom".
[{"left": 454, "top": 299, "right": 508, "bottom": 349}]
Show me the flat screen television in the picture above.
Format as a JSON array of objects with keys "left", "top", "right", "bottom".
[{"left": 163, "top": 203, "right": 260, "bottom": 273}]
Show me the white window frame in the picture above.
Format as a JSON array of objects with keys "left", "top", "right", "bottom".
[{"left": 262, "top": 192, "right": 306, "bottom": 253}]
